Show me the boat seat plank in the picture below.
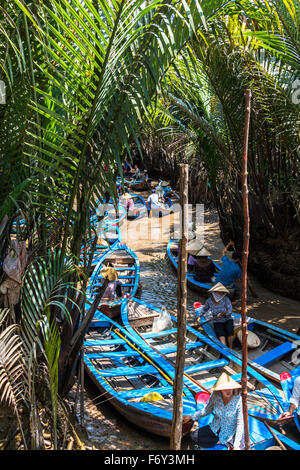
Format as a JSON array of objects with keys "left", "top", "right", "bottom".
[
  {"left": 98, "top": 364, "right": 157, "bottom": 377},
  {"left": 86, "top": 351, "right": 140, "bottom": 359},
  {"left": 119, "top": 386, "right": 174, "bottom": 399},
  {"left": 185, "top": 359, "right": 229, "bottom": 374},
  {"left": 143, "top": 328, "right": 178, "bottom": 339},
  {"left": 255, "top": 342, "right": 297, "bottom": 367},
  {"left": 160, "top": 341, "right": 203, "bottom": 354}
]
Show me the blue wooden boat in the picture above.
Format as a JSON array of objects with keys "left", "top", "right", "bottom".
[
  {"left": 195, "top": 304, "right": 300, "bottom": 385},
  {"left": 119, "top": 193, "right": 147, "bottom": 220},
  {"left": 167, "top": 239, "right": 221, "bottom": 297},
  {"left": 90, "top": 204, "right": 127, "bottom": 231},
  {"left": 280, "top": 366, "right": 300, "bottom": 433},
  {"left": 84, "top": 310, "right": 197, "bottom": 438},
  {"left": 86, "top": 243, "right": 140, "bottom": 318}
]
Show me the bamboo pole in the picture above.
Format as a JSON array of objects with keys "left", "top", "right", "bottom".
[
  {"left": 170, "top": 163, "right": 189, "bottom": 450},
  {"left": 80, "top": 348, "right": 85, "bottom": 426},
  {"left": 241, "top": 89, "right": 251, "bottom": 450}
]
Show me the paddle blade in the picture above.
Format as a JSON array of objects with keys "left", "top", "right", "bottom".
[{"left": 195, "top": 392, "right": 210, "bottom": 404}]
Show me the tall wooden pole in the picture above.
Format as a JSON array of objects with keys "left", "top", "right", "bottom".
[
  {"left": 241, "top": 89, "right": 251, "bottom": 450},
  {"left": 170, "top": 164, "right": 189, "bottom": 450}
]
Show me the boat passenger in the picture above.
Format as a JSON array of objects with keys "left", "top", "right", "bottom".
[
  {"left": 197, "top": 282, "right": 234, "bottom": 348},
  {"left": 280, "top": 375, "right": 300, "bottom": 420},
  {"left": 183, "top": 373, "right": 244, "bottom": 450},
  {"left": 100, "top": 267, "right": 122, "bottom": 299}
]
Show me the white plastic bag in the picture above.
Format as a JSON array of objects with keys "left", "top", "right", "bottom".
[{"left": 152, "top": 307, "right": 173, "bottom": 333}]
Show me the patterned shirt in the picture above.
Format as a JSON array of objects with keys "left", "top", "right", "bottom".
[
  {"left": 290, "top": 376, "right": 300, "bottom": 415},
  {"left": 191, "top": 393, "right": 244, "bottom": 449},
  {"left": 201, "top": 296, "right": 232, "bottom": 323}
]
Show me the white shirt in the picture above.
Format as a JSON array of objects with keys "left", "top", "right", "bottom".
[
  {"left": 147, "top": 193, "right": 162, "bottom": 209},
  {"left": 290, "top": 376, "right": 300, "bottom": 415}
]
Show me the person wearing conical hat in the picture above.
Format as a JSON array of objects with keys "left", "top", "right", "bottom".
[
  {"left": 183, "top": 372, "right": 244, "bottom": 450},
  {"left": 100, "top": 267, "right": 122, "bottom": 299},
  {"left": 197, "top": 282, "right": 235, "bottom": 349},
  {"left": 186, "top": 242, "right": 216, "bottom": 283}
]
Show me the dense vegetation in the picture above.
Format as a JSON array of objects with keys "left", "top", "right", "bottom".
[{"left": 0, "top": 0, "right": 299, "bottom": 449}]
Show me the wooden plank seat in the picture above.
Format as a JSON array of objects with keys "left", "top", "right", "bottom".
[{"left": 84, "top": 338, "right": 126, "bottom": 346}]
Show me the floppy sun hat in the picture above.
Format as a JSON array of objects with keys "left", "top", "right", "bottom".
[
  {"left": 210, "top": 372, "right": 241, "bottom": 392},
  {"left": 100, "top": 267, "right": 118, "bottom": 281}
]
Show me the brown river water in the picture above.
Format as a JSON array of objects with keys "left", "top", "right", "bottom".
[{"left": 76, "top": 189, "right": 300, "bottom": 450}]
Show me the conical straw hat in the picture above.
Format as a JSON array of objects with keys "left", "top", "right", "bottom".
[
  {"left": 122, "top": 193, "right": 133, "bottom": 199},
  {"left": 100, "top": 267, "right": 118, "bottom": 281},
  {"left": 161, "top": 181, "right": 169, "bottom": 187},
  {"left": 237, "top": 329, "right": 261, "bottom": 349},
  {"left": 209, "top": 282, "right": 230, "bottom": 294},
  {"left": 211, "top": 372, "right": 241, "bottom": 392}
]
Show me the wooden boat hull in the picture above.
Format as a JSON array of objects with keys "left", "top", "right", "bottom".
[
  {"left": 84, "top": 311, "right": 196, "bottom": 438},
  {"left": 86, "top": 243, "right": 140, "bottom": 318},
  {"left": 167, "top": 239, "right": 221, "bottom": 297}
]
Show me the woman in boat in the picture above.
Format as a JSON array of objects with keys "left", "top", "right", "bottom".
[
  {"left": 100, "top": 267, "right": 122, "bottom": 299},
  {"left": 280, "top": 375, "right": 300, "bottom": 420},
  {"left": 197, "top": 282, "right": 234, "bottom": 348},
  {"left": 187, "top": 244, "right": 216, "bottom": 281},
  {"left": 183, "top": 373, "right": 244, "bottom": 450}
]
